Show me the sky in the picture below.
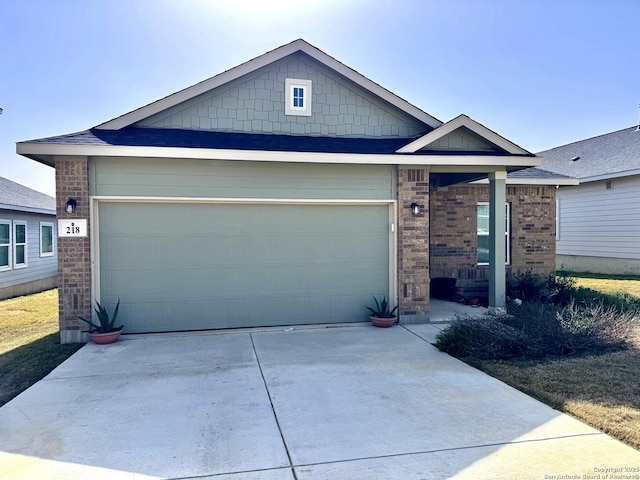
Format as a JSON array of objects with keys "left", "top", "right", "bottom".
[{"left": 1, "top": 0, "right": 638, "bottom": 197}]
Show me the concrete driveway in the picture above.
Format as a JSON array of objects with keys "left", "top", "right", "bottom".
[{"left": 1, "top": 324, "right": 638, "bottom": 479}]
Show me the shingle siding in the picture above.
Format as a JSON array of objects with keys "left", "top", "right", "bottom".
[{"left": 138, "top": 54, "right": 427, "bottom": 138}]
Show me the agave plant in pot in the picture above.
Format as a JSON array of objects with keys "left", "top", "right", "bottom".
[
  {"left": 76, "top": 298, "right": 123, "bottom": 344},
  {"left": 365, "top": 295, "right": 398, "bottom": 328}
]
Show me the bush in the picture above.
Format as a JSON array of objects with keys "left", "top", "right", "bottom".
[
  {"left": 435, "top": 301, "right": 637, "bottom": 360},
  {"left": 506, "top": 270, "right": 575, "bottom": 305}
]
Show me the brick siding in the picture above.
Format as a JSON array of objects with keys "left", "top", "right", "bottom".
[
  {"left": 397, "top": 168, "right": 430, "bottom": 322},
  {"left": 55, "top": 157, "right": 91, "bottom": 343},
  {"left": 429, "top": 184, "right": 556, "bottom": 295}
]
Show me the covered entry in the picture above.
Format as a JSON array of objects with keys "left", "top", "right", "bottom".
[{"left": 97, "top": 201, "right": 392, "bottom": 333}]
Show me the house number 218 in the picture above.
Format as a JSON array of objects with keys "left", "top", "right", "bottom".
[
  {"left": 66, "top": 223, "right": 81, "bottom": 234},
  {"left": 58, "top": 219, "right": 87, "bottom": 238}
]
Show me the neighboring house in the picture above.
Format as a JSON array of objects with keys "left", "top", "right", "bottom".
[
  {"left": 538, "top": 126, "right": 640, "bottom": 275},
  {"left": 18, "top": 39, "right": 564, "bottom": 342},
  {"left": 0, "top": 176, "right": 57, "bottom": 300}
]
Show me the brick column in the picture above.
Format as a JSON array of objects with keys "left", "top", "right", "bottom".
[
  {"left": 397, "top": 168, "right": 430, "bottom": 323},
  {"left": 55, "top": 156, "right": 91, "bottom": 343}
]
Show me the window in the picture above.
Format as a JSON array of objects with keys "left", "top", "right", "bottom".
[
  {"left": 0, "top": 220, "right": 10, "bottom": 271},
  {"left": 293, "top": 87, "right": 305, "bottom": 108},
  {"left": 40, "top": 222, "right": 54, "bottom": 257},
  {"left": 285, "top": 78, "right": 312, "bottom": 116},
  {"left": 13, "top": 221, "right": 27, "bottom": 268},
  {"left": 477, "top": 202, "right": 510, "bottom": 265}
]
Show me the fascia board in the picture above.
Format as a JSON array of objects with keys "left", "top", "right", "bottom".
[
  {"left": 17, "top": 141, "right": 541, "bottom": 168},
  {"left": 0, "top": 203, "right": 56, "bottom": 215},
  {"left": 95, "top": 39, "right": 442, "bottom": 131},
  {"left": 397, "top": 114, "right": 532, "bottom": 155},
  {"left": 473, "top": 177, "right": 579, "bottom": 186},
  {"left": 578, "top": 169, "right": 640, "bottom": 183}
]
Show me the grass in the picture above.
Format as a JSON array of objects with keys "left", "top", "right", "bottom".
[
  {"left": 463, "top": 271, "right": 640, "bottom": 450},
  {"left": 0, "top": 289, "right": 82, "bottom": 407},
  {"left": 559, "top": 270, "right": 640, "bottom": 297}
]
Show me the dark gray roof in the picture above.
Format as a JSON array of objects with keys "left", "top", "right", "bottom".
[
  {"left": 24, "top": 127, "right": 528, "bottom": 157},
  {"left": 508, "top": 167, "right": 575, "bottom": 180},
  {"left": 0, "top": 176, "right": 55, "bottom": 215},
  {"left": 537, "top": 126, "right": 640, "bottom": 181}
]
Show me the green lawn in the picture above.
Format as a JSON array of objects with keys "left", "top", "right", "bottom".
[{"left": 0, "top": 289, "right": 82, "bottom": 407}]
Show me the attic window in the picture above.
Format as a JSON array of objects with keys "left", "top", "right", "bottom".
[{"left": 285, "top": 78, "right": 312, "bottom": 117}]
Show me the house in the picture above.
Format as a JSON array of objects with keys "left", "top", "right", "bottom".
[
  {"left": 538, "top": 126, "right": 640, "bottom": 275},
  {"left": 18, "top": 39, "right": 564, "bottom": 343},
  {"left": 0, "top": 176, "right": 57, "bottom": 300}
]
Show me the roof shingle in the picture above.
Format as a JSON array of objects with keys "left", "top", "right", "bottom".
[
  {"left": 537, "top": 126, "right": 640, "bottom": 180},
  {"left": 0, "top": 176, "right": 55, "bottom": 214}
]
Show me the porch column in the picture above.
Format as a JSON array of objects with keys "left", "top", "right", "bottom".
[{"left": 488, "top": 171, "right": 507, "bottom": 313}]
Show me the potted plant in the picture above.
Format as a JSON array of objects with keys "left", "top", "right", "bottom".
[
  {"left": 365, "top": 295, "right": 398, "bottom": 328},
  {"left": 76, "top": 298, "right": 123, "bottom": 344}
]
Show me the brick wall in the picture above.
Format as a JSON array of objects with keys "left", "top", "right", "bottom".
[
  {"left": 397, "top": 168, "right": 430, "bottom": 322},
  {"left": 429, "top": 184, "right": 556, "bottom": 295},
  {"left": 55, "top": 156, "right": 91, "bottom": 344}
]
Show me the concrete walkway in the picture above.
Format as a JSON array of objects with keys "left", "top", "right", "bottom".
[{"left": 1, "top": 324, "right": 638, "bottom": 479}]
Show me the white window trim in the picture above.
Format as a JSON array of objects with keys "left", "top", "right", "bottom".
[
  {"left": 13, "top": 220, "right": 28, "bottom": 269},
  {"left": 285, "top": 78, "right": 312, "bottom": 116},
  {"left": 477, "top": 202, "right": 510, "bottom": 266},
  {"left": 0, "top": 219, "right": 10, "bottom": 272},
  {"left": 40, "top": 221, "right": 55, "bottom": 257}
]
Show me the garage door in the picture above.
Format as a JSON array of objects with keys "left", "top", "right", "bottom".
[{"left": 98, "top": 202, "right": 391, "bottom": 333}]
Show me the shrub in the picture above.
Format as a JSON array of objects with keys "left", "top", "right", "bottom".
[
  {"left": 507, "top": 270, "right": 575, "bottom": 305},
  {"left": 435, "top": 300, "right": 637, "bottom": 360}
]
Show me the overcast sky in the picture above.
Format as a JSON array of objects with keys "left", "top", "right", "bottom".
[{"left": 1, "top": 0, "right": 638, "bottom": 197}]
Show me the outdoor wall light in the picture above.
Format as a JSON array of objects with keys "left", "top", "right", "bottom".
[
  {"left": 65, "top": 198, "right": 77, "bottom": 214},
  {"left": 410, "top": 202, "right": 421, "bottom": 215}
]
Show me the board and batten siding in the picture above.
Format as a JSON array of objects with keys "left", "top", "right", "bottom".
[
  {"left": 557, "top": 175, "right": 640, "bottom": 260},
  {"left": 0, "top": 210, "right": 57, "bottom": 297},
  {"left": 89, "top": 157, "right": 396, "bottom": 200}
]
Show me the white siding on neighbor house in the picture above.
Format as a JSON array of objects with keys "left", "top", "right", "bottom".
[
  {"left": 556, "top": 175, "right": 640, "bottom": 259},
  {"left": 0, "top": 210, "right": 57, "bottom": 289}
]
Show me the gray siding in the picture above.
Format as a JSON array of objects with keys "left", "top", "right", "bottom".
[
  {"left": 0, "top": 210, "right": 57, "bottom": 292},
  {"left": 99, "top": 202, "right": 390, "bottom": 332},
  {"left": 423, "top": 128, "right": 500, "bottom": 152},
  {"left": 90, "top": 157, "right": 395, "bottom": 200},
  {"left": 137, "top": 53, "right": 428, "bottom": 138},
  {"left": 557, "top": 175, "right": 640, "bottom": 260}
]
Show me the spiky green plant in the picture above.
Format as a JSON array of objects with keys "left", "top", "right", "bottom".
[
  {"left": 75, "top": 298, "right": 122, "bottom": 333},
  {"left": 365, "top": 295, "right": 398, "bottom": 318}
]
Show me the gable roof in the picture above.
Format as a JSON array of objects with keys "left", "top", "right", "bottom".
[
  {"left": 537, "top": 126, "right": 640, "bottom": 182},
  {"left": 396, "top": 114, "right": 533, "bottom": 155},
  {"left": 96, "top": 39, "right": 443, "bottom": 131},
  {"left": 0, "top": 176, "right": 56, "bottom": 215}
]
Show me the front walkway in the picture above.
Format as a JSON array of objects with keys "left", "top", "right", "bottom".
[
  {"left": 0, "top": 325, "right": 637, "bottom": 479},
  {"left": 429, "top": 298, "right": 488, "bottom": 322}
]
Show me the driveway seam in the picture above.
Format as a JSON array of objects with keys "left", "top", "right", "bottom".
[
  {"left": 289, "top": 431, "right": 605, "bottom": 470},
  {"left": 250, "top": 332, "right": 298, "bottom": 480}
]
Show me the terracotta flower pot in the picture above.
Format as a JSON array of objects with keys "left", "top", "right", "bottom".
[
  {"left": 88, "top": 329, "right": 123, "bottom": 344},
  {"left": 369, "top": 315, "right": 397, "bottom": 328}
]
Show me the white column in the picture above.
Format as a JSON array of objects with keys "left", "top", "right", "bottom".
[{"left": 488, "top": 171, "right": 507, "bottom": 314}]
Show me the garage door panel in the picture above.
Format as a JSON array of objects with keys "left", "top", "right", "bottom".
[{"left": 99, "top": 202, "right": 391, "bottom": 333}]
